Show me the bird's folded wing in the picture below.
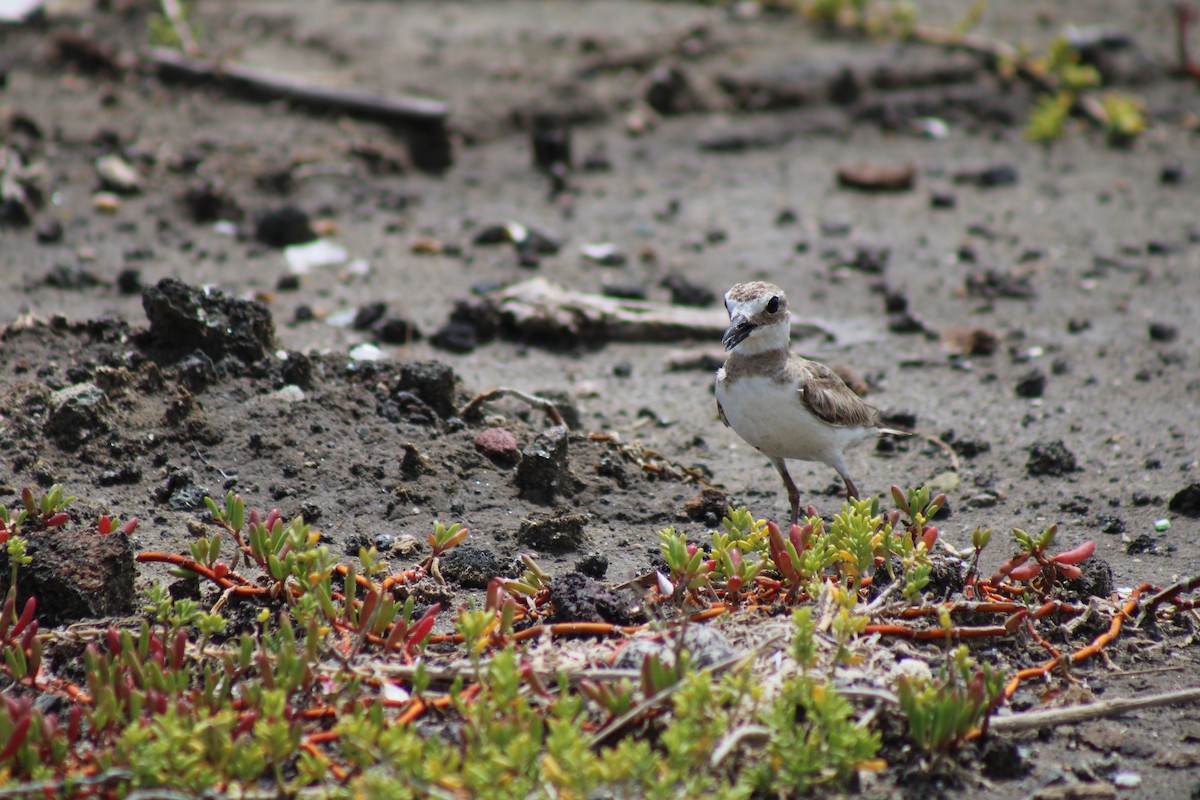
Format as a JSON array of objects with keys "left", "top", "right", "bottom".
[{"left": 797, "top": 361, "right": 880, "bottom": 429}]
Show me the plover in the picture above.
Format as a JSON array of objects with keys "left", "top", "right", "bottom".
[{"left": 715, "top": 281, "right": 904, "bottom": 525}]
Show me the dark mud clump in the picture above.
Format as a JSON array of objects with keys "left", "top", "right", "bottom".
[
  {"left": 1026, "top": 440, "right": 1080, "bottom": 477},
  {"left": 545, "top": 572, "right": 644, "bottom": 625},
  {"left": 1062, "top": 554, "right": 1113, "bottom": 601},
  {"left": 516, "top": 426, "right": 574, "bottom": 503},
  {"left": 45, "top": 382, "right": 111, "bottom": 448},
  {"left": 0, "top": 531, "right": 135, "bottom": 626},
  {"left": 140, "top": 278, "right": 276, "bottom": 363},
  {"left": 397, "top": 360, "right": 459, "bottom": 420},
  {"left": 684, "top": 487, "right": 729, "bottom": 524},
  {"left": 517, "top": 506, "right": 588, "bottom": 553},
  {"left": 438, "top": 544, "right": 508, "bottom": 589},
  {"left": 1168, "top": 483, "right": 1200, "bottom": 518}
]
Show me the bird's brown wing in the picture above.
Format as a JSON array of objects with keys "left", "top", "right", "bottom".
[{"left": 797, "top": 360, "right": 879, "bottom": 429}]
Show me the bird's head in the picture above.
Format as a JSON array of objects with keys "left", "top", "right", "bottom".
[{"left": 722, "top": 282, "right": 790, "bottom": 354}]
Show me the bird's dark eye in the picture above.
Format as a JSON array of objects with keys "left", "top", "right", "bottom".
[{"left": 766, "top": 296, "right": 780, "bottom": 314}]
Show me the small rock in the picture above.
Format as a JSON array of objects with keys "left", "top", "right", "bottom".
[
  {"left": 44, "top": 264, "right": 102, "bottom": 290},
  {"left": 849, "top": 246, "right": 889, "bottom": 273},
  {"left": 284, "top": 239, "right": 347, "bottom": 273},
  {"left": 660, "top": 272, "right": 715, "bottom": 307},
  {"left": 575, "top": 552, "right": 609, "bottom": 579},
  {"left": 775, "top": 208, "right": 798, "bottom": 226},
  {"left": 92, "top": 192, "right": 121, "bottom": 213},
  {"left": 0, "top": 530, "right": 135, "bottom": 626},
  {"left": 278, "top": 351, "right": 313, "bottom": 391},
  {"left": 95, "top": 154, "right": 141, "bottom": 195},
  {"left": 613, "top": 625, "right": 736, "bottom": 670},
  {"left": 393, "top": 534, "right": 420, "bottom": 557},
  {"left": 115, "top": 267, "right": 142, "bottom": 295},
  {"left": 979, "top": 737, "right": 1030, "bottom": 779},
  {"left": 836, "top": 161, "right": 916, "bottom": 192},
  {"left": 1125, "top": 533, "right": 1157, "bottom": 554},
  {"left": 953, "top": 163, "right": 1018, "bottom": 188},
  {"left": 965, "top": 269, "right": 1036, "bottom": 300},
  {"left": 888, "top": 311, "right": 927, "bottom": 335},
  {"left": 1015, "top": 369, "right": 1047, "bottom": 398},
  {"left": 882, "top": 290, "right": 907, "bottom": 313},
  {"left": 142, "top": 277, "right": 276, "bottom": 363},
  {"left": 613, "top": 361, "right": 633, "bottom": 378},
  {"left": 645, "top": 64, "right": 699, "bottom": 115},
  {"left": 581, "top": 142, "right": 612, "bottom": 172},
  {"left": 1067, "top": 318, "right": 1091, "bottom": 334},
  {"left": 399, "top": 443, "right": 435, "bottom": 479},
  {"left": 965, "top": 492, "right": 1001, "bottom": 509},
  {"left": 1168, "top": 483, "right": 1200, "bottom": 518},
  {"left": 183, "top": 179, "right": 242, "bottom": 223},
  {"left": 516, "top": 426, "right": 573, "bottom": 503},
  {"left": 158, "top": 467, "right": 209, "bottom": 511},
  {"left": 1159, "top": 164, "right": 1185, "bottom": 185},
  {"left": 431, "top": 320, "right": 478, "bottom": 353},
  {"left": 46, "top": 382, "right": 109, "bottom": 447},
  {"left": 276, "top": 274, "right": 301, "bottom": 291},
  {"left": 255, "top": 206, "right": 316, "bottom": 248},
  {"left": 819, "top": 219, "right": 852, "bottom": 237},
  {"left": 950, "top": 437, "right": 991, "bottom": 458},
  {"left": 531, "top": 123, "right": 572, "bottom": 172},
  {"left": 373, "top": 533, "right": 394, "bottom": 552},
  {"left": 546, "top": 572, "right": 641, "bottom": 625},
  {"left": 175, "top": 350, "right": 217, "bottom": 390},
  {"left": 409, "top": 235, "right": 443, "bottom": 255},
  {"left": 1146, "top": 240, "right": 1180, "bottom": 256},
  {"left": 930, "top": 191, "right": 956, "bottom": 209},
  {"left": 1131, "top": 491, "right": 1156, "bottom": 507},
  {"left": 1148, "top": 322, "right": 1178, "bottom": 343},
  {"left": 97, "top": 465, "right": 141, "bottom": 486},
  {"left": 473, "top": 427, "right": 520, "bottom": 465},
  {"left": 349, "top": 343, "right": 385, "bottom": 362},
  {"left": 375, "top": 317, "right": 421, "bottom": 345},
  {"left": 353, "top": 302, "right": 388, "bottom": 330},
  {"left": 36, "top": 219, "right": 64, "bottom": 244},
  {"left": 581, "top": 242, "right": 626, "bottom": 266},
  {"left": 439, "top": 545, "right": 506, "bottom": 589},
  {"left": 684, "top": 488, "right": 728, "bottom": 524},
  {"left": 272, "top": 385, "right": 306, "bottom": 403},
  {"left": 1027, "top": 440, "right": 1080, "bottom": 477},
  {"left": 398, "top": 360, "right": 458, "bottom": 419},
  {"left": 298, "top": 501, "right": 322, "bottom": 523},
  {"left": 517, "top": 505, "right": 587, "bottom": 552}
]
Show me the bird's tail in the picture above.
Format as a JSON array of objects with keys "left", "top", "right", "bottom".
[{"left": 878, "top": 427, "right": 914, "bottom": 437}]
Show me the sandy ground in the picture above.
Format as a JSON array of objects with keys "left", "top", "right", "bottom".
[{"left": 2, "top": 0, "right": 1200, "bottom": 796}]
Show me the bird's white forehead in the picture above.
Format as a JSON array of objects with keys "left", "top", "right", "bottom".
[{"left": 724, "top": 281, "right": 787, "bottom": 316}]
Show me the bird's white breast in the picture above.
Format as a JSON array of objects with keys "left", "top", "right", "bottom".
[{"left": 716, "top": 374, "right": 872, "bottom": 463}]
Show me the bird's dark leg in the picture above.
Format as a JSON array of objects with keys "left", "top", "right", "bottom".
[
  {"left": 770, "top": 457, "right": 801, "bottom": 526},
  {"left": 831, "top": 457, "right": 859, "bottom": 500},
  {"left": 843, "top": 475, "right": 859, "bottom": 500}
]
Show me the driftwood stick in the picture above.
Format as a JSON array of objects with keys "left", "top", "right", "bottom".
[
  {"left": 140, "top": 47, "right": 449, "bottom": 125},
  {"left": 989, "top": 686, "right": 1200, "bottom": 733},
  {"left": 460, "top": 387, "right": 565, "bottom": 427},
  {"left": 490, "top": 278, "right": 834, "bottom": 344}
]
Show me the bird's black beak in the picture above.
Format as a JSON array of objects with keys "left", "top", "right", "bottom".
[{"left": 722, "top": 314, "right": 755, "bottom": 351}]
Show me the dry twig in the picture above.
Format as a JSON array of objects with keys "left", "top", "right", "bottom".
[{"left": 990, "top": 686, "right": 1200, "bottom": 733}]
